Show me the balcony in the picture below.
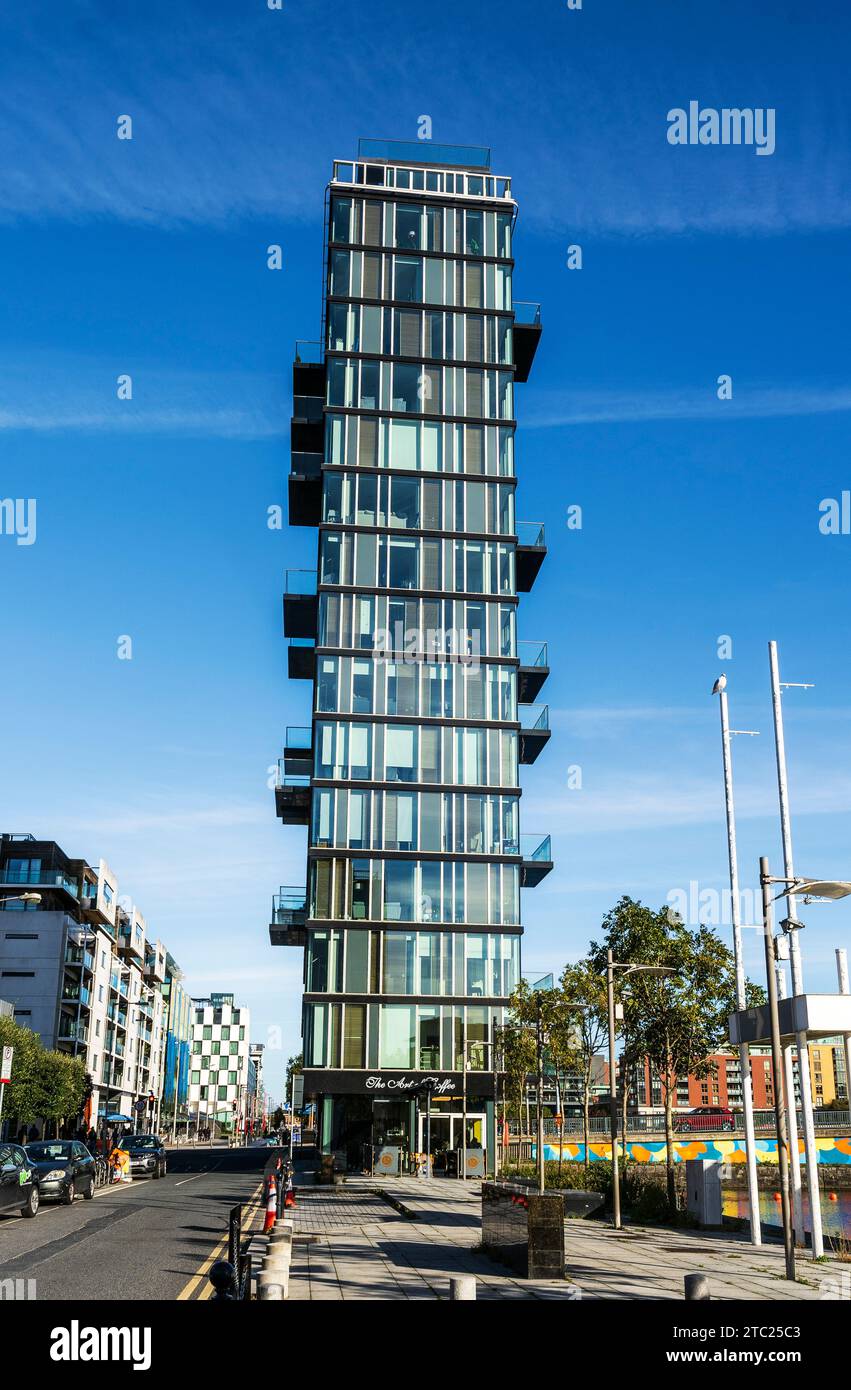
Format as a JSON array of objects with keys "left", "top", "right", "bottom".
[
  {"left": 288, "top": 638, "right": 315, "bottom": 681},
  {"left": 513, "top": 302, "right": 542, "bottom": 383},
  {"left": 57, "top": 1020, "right": 89, "bottom": 1045},
  {"left": 520, "top": 834, "right": 553, "bottom": 887},
  {"left": 289, "top": 450, "right": 322, "bottom": 527},
  {"left": 291, "top": 350, "right": 325, "bottom": 457},
  {"left": 283, "top": 725, "right": 313, "bottom": 777},
  {"left": 515, "top": 522, "right": 546, "bottom": 591},
  {"left": 519, "top": 704, "right": 551, "bottom": 763},
  {"left": 117, "top": 928, "right": 144, "bottom": 964},
  {"left": 517, "top": 640, "right": 549, "bottom": 704},
  {"left": 283, "top": 569, "right": 318, "bottom": 640},
  {"left": 64, "top": 946, "right": 95, "bottom": 973},
  {"left": 274, "top": 772, "right": 311, "bottom": 825},
  {"left": 1, "top": 868, "right": 79, "bottom": 898},
  {"left": 144, "top": 949, "right": 166, "bottom": 984},
  {"left": 269, "top": 887, "right": 308, "bottom": 947},
  {"left": 61, "top": 983, "right": 91, "bottom": 1008}
]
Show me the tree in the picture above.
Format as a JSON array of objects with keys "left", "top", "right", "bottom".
[
  {"left": 559, "top": 961, "right": 607, "bottom": 1179},
  {"left": 0, "top": 1017, "right": 86, "bottom": 1135},
  {"left": 501, "top": 981, "right": 537, "bottom": 1138},
  {"left": 590, "top": 896, "right": 765, "bottom": 1214}
]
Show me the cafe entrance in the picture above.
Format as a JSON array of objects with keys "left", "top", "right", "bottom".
[{"left": 417, "top": 1110, "right": 486, "bottom": 1175}]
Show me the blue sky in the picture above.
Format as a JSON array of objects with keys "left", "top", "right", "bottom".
[{"left": 2, "top": 0, "right": 851, "bottom": 1097}]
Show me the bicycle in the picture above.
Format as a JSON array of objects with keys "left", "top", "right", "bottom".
[{"left": 93, "top": 1155, "right": 110, "bottom": 1189}]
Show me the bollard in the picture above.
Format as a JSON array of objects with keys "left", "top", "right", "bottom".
[
  {"left": 259, "top": 1281, "right": 284, "bottom": 1301},
  {"left": 450, "top": 1275, "right": 477, "bottom": 1301},
  {"left": 684, "top": 1273, "right": 711, "bottom": 1300},
  {"left": 209, "top": 1260, "right": 238, "bottom": 1300}
]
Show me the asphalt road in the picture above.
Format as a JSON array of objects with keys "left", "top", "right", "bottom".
[{"left": 0, "top": 1143, "right": 268, "bottom": 1300}]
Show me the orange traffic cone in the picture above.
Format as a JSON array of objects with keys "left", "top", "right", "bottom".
[
  {"left": 263, "top": 1175, "right": 278, "bottom": 1232},
  {"left": 284, "top": 1175, "right": 295, "bottom": 1210}
]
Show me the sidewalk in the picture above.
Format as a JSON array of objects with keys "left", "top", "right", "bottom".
[{"left": 282, "top": 1176, "right": 838, "bottom": 1301}]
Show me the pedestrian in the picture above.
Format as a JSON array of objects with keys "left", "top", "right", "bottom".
[{"left": 28, "top": 1123, "right": 39, "bottom": 1143}]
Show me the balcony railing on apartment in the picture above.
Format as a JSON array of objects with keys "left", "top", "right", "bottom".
[
  {"left": 515, "top": 521, "right": 546, "bottom": 591},
  {"left": 274, "top": 772, "right": 311, "bottom": 827},
  {"left": 332, "top": 156, "right": 512, "bottom": 203},
  {"left": 519, "top": 703, "right": 551, "bottom": 764},
  {"left": 0, "top": 869, "right": 79, "bottom": 896},
  {"left": 520, "top": 834, "right": 553, "bottom": 888},
  {"left": 294, "top": 340, "right": 323, "bottom": 365},
  {"left": 517, "top": 640, "right": 549, "bottom": 704},
  {"left": 270, "top": 888, "right": 308, "bottom": 948},
  {"left": 288, "top": 638, "right": 316, "bottom": 681},
  {"left": 513, "top": 302, "right": 542, "bottom": 383},
  {"left": 61, "top": 984, "right": 91, "bottom": 1007},
  {"left": 64, "top": 946, "right": 95, "bottom": 971},
  {"left": 283, "top": 569, "right": 319, "bottom": 640},
  {"left": 58, "top": 1021, "right": 89, "bottom": 1044}
]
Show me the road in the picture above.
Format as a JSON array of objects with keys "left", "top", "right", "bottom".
[{"left": 0, "top": 1143, "right": 268, "bottom": 1300}]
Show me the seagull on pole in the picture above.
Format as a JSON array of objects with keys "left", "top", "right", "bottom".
[{"left": 712, "top": 674, "right": 727, "bottom": 695}]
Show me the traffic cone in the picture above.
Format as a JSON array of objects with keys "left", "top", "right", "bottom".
[
  {"left": 284, "top": 1174, "right": 295, "bottom": 1210},
  {"left": 263, "top": 1175, "right": 278, "bottom": 1232}
]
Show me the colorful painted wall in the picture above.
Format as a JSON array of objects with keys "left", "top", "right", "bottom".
[{"left": 537, "top": 1137, "right": 851, "bottom": 1165}]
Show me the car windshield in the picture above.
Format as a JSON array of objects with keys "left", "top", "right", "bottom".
[
  {"left": 27, "top": 1142, "right": 72, "bottom": 1161},
  {"left": 124, "top": 1135, "right": 158, "bottom": 1148}
]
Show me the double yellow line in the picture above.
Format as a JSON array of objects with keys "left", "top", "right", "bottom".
[{"left": 176, "top": 1179, "right": 264, "bottom": 1301}]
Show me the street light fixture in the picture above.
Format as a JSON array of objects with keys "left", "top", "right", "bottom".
[
  {"left": 605, "top": 952, "right": 679, "bottom": 1230},
  {"left": 2, "top": 892, "right": 42, "bottom": 905}
]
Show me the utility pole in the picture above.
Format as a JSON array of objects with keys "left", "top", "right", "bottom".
[
  {"left": 835, "top": 950, "right": 851, "bottom": 1123},
  {"left": 760, "top": 858, "right": 795, "bottom": 1280},
  {"left": 606, "top": 950, "right": 621, "bottom": 1229},
  {"left": 769, "top": 641, "right": 823, "bottom": 1258},
  {"left": 715, "top": 680, "right": 762, "bottom": 1244},
  {"left": 535, "top": 994, "right": 545, "bottom": 1196}
]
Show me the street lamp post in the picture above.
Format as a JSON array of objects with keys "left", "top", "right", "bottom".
[
  {"left": 759, "top": 857, "right": 796, "bottom": 1281},
  {"left": 604, "top": 957, "right": 678, "bottom": 1230},
  {"left": 536, "top": 995, "right": 545, "bottom": 1196},
  {"left": 768, "top": 641, "right": 822, "bottom": 1258},
  {"left": 714, "top": 678, "right": 762, "bottom": 1245}
]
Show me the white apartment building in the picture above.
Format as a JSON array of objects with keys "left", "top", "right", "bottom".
[
  {"left": 0, "top": 834, "right": 169, "bottom": 1133},
  {"left": 188, "top": 993, "right": 252, "bottom": 1133}
]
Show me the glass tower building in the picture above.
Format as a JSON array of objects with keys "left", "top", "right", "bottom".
[{"left": 272, "top": 139, "right": 551, "bottom": 1172}]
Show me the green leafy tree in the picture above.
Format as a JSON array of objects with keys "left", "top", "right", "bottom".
[
  {"left": 590, "top": 896, "right": 765, "bottom": 1214},
  {"left": 559, "top": 961, "right": 607, "bottom": 1179}
]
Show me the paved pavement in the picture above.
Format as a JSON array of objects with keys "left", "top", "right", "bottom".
[
  {"left": 280, "top": 1174, "right": 840, "bottom": 1301},
  {"left": 0, "top": 1144, "right": 266, "bottom": 1300}
]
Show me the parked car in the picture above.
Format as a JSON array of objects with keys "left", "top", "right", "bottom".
[
  {"left": 120, "top": 1134, "right": 167, "bottom": 1178},
  {"left": 674, "top": 1105, "right": 737, "bottom": 1133},
  {"left": 25, "top": 1139, "right": 96, "bottom": 1203},
  {"left": 0, "top": 1142, "right": 39, "bottom": 1218}
]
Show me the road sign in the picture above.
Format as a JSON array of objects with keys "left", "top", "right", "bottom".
[
  {"left": 291, "top": 1075, "right": 304, "bottom": 1110},
  {"left": 0, "top": 1046, "right": 13, "bottom": 1083}
]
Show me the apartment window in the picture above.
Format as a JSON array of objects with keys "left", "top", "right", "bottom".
[
  {"left": 4, "top": 932, "right": 38, "bottom": 939},
  {"left": 2, "top": 970, "right": 34, "bottom": 978}
]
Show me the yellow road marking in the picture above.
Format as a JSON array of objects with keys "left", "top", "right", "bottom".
[{"left": 176, "top": 1180, "right": 264, "bottom": 1301}]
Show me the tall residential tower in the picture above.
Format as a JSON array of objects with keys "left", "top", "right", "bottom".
[{"left": 272, "top": 140, "right": 551, "bottom": 1170}]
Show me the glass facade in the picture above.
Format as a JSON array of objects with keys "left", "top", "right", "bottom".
[{"left": 278, "top": 146, "right": 547, "bottom": 1163}]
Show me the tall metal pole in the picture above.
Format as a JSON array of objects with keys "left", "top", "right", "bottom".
[
  {"left": 836, "top": 950, "right": 851, "bottom": 1117},
  {"left": 776, "top": 962, "right": 804, "bottom": 1242},
  {"left": 607, "top": 950, "right": 621, "bottom": 1229},
  {"left": 535, "top": 995, "right": 545, "bottom": 1196},
  {"left": 717, "top": 686, "right": 761, "bottom": 1244},
  {"left": 760, "top": 858, "right": 796, "bottom": 1280},
  {"left": 769, "top": 641, "right": 823, "bottom": 1257}
]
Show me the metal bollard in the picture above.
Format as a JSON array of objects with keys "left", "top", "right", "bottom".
[
  {"left": 209, "top": 1260, "right": 238, "bottom": 1300},
  {"left": 450, "top": 1275, "right": 477, "bottom": 1301},
  {"left": 684, "top": 1273, "right": 710, "bottom": 1300}
]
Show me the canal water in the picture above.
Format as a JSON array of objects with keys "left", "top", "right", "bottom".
[{"left": 723, "top": 1187, "right": 851, "bottom": 1239}]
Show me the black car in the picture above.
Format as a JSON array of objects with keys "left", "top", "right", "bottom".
[
  {"left": 120, "top": 1134, "right": 167, "bottom": 1178},
  {"left": 0, "top": 1142, "right": 39, "bottom": 1218},
  {"left": 25, "top": 1139, "right": 96, "bottom": 1203}
]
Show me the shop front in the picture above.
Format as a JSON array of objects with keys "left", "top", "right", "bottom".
[{"left": 305, "top": 1069, "right": 494, "bottom": 1175}]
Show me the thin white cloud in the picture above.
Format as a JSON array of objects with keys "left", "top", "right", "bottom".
[{"left": 525, "top": 385, "right": 851, "bottom": 431}]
